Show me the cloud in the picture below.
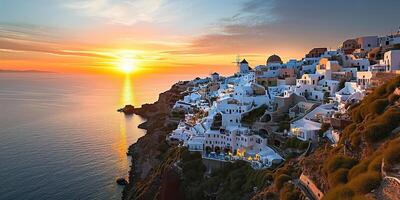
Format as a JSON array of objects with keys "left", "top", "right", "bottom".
[
  {"left": 0, "top": 24, "right": 117, "bottom": 60},
  {"left": 63, "top": 0, "right": 165, "bottom": 25},
  {"left": 183, "top": 0, "right": 400, "bottom": 59}
]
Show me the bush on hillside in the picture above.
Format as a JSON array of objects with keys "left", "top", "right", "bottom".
[
  {"left": 273, "top": 164, "right": 298, "bottom": 180},
  {"left": 363, "top": 123, "right": 390, "bottom": 143},
  {"left": 368, "top": 156, "right": 383, "bottom": 172},
  {"left": 328, "top": 168, "right": 349, "bottom": 187},
  {"left": 388, "top": 93, "right": 400, "bottom": 104},
  {"left": 192, "top": 161, "right": 273, "bottom": 200},
  {"left": 361, "top": 76, "right": 400, "bottom": 105},
  {"left": 363, "top": 108, "right": 400, "bottom": 144},
  {"left": 275, "top": 174, "right": 291, "bottom": 190},
  {"left": 368, "top": 99, "right": 388, "bottom": 115},
  {"left": 378, "top": 108, "right": 400, "bottom": 128},
  {"left": 341, "top": 123, "right": 357, "bottom": 143},
  {"left": 324, "top": 155, "right": 358, "bottom": 174},
  {"left": 283, "top": 137, "right": 309, "bottom": 150},
  {"left": 349, "top": 132, "right": 363, "bottom": 147},
  {"left": 347, "top": 172, "right": 381, "bottom": 194},
  {"left": 181, "top": 151, "right": 206, "bottom": 183},
  {"left": 351, "top": 106, "right": 363, "bottom": 123},
  {"left": 384, "top": 140, "right": 400, "bottom": 166},
  {"left": 279, "top": 183, "right": 300, "bottom": 200},
  {"left": 324, "top": 185, "right": 354, "bottom": 200},
  {"left": 352, "top": 195, "right": 371, "bottom": 200},
  {"left": 348, "top": 160, "right": 369, "bottom": 180},
  {"left": 385, "top": 77, "right": 400, "bottom": 92},
  {"left": 241, "top": 105, "right": 267, "bottom": 125}
]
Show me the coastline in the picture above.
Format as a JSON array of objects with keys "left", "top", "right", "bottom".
[{"left": 122, "top": 81, "right": 189, "bottom": 200}]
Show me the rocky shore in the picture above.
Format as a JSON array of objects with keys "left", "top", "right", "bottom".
[{"left": 122, "top": 81, "right": 189, "bottom": 200}]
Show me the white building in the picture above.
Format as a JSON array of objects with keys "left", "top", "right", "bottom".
[
  {"left": 356, "top": 36, "right": 378, "bottom": 51},
  {"left": 211, "top": 72, "right": 220, "bottom": 82},
  {"left": 290, "top": 119, "right": 321, "bottom": 141},
  {"left": 239, "top": 59, "right": 250, "bottom": 74},
  {"left": 356, "top": 71, "right": 373, "bottom": 89},
  {"left": 379, "top": 32, "right": 400, "bottom": 47},
  {"left": 383, "top": 50, "right": 400, "bottom": 71}
]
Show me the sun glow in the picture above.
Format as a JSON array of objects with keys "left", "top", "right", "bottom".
[{"left": 118, "top": 58, "right": 137, "bottom": 73}]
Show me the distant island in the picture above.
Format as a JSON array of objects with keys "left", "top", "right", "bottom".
[{"left": 0, "top": 69, "right": 54, "bottom": 73}]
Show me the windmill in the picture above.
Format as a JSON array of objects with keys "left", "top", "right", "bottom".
[{"left": 232, "top": 55, "right": 241, "bottom": 72}]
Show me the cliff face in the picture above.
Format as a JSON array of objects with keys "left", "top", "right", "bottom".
[{"left": 122, "top": 81, "right": 189, "bottom": 200}]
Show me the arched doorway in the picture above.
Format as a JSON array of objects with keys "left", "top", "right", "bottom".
[
  {"left": 205, "top": 146, "right": 212, "bottom": 154},
  {"left": 259, "top": 129, "right": 269, "bottom": 138},
  {"left": 214, "top": 146, "right": 221, "bottom": 154}
]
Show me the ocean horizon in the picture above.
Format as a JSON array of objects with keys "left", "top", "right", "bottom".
[{"left": 0, "top": 72, "right": 191, "bottom": 199}]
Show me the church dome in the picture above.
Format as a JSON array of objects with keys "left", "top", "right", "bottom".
[{"left": 266, "top": 54, "right": 283, "bottom": 64}]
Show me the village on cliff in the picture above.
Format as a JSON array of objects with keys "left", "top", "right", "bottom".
[{"left": 166, "top": 30, "right": 400, "bottom": 170}]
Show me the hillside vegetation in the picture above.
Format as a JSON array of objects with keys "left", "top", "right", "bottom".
[{"left": 319, "top": 76, "right": 400, "bottom": 200}]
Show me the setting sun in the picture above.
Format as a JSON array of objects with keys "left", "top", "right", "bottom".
[{"left": 119, "top": 58, "right": 136, "bottom": 73}]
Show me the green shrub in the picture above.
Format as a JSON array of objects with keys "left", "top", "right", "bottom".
[
  {"left": 323, "top": 185, "right": 354, "bottom": 200},
  {"left": 378, "top": 108, "right": 400, "bottom": 128},
  {"left": 375, "top": 85, "right": 387, "bottom": 96},
  {"left": 352, "top": 195, "right": 371, "bottom": 200},
  {"left": 368, "top": 156, "right": 383, "bottom": 172},
  {"left": 328, "top": 168, "right": 349, "bottom": 187},
  {"left": 324, "top": 155, "right": 358, "bottom": 174},
  {"left": 283, "top": 137, "right": 309, "bottom": 150},
  {"left": 181, "top": 151, "right": 206, "bottom": 183},
  {"left": 273, "top": 165, "right": 296, "bottom": 179},
  {"left": 368, "top": 99, "right": 388, "bottom": 115},
  {"left": 347, "top": 172, "right": 381, "bottom": 194},
  {"left": 341, "top": 123, "right": 357, "bottom": 144},
  {"left": 384, "top": 141, "right": 400, "bottom": 166},
  {"left": 241, "top": 105, "right": 267, "bottom": 125},
  {"left": 385, "top": 77, "right": 400, "bottom": 93},
  {"left": 363, "top": 123, "right": 390, "bottom": 143},
  {"left": 351, "top": 107, "right": 363, "bottom": 123},
  {"left": 275, "top": 174, "right": 291, "bottom": 190},
  {"left": 279, "top": 183, "right": 300, "bottom": 200},
  {"left": 363, "top": 108, "right": 400, "bottom": 144},
  {"left": 348, "top": 161, "right": 369, "bottom": 180}
]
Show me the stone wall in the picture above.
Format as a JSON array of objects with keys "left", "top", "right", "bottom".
[{"left": 299, "top": 173, "right": 324, "bottom": 200}]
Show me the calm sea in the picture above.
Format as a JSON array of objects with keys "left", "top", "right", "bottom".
[{"left": 0, "top": 72, "right": 197, "bottom": 200}]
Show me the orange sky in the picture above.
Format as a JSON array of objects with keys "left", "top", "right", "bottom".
[{"left": 1, "top": 0, "right": 399, "bottom": 76}]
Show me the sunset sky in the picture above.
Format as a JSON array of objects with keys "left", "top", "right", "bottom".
[{"left": 1, "top": 0, "right": 400, "bottom": 75}]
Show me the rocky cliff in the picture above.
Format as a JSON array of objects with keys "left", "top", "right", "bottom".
[{"left": 122, "top": 81, "right": 189, "bottom": 200}]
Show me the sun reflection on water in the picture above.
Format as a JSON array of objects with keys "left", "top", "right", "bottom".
[
  {"left": 115, "top": 75, "right": 135, "bottom": 178},
  {"left": 120, "top": 75, "right": 135, "bottom": 107}
]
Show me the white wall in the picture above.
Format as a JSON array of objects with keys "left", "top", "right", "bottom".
[{"left": 384, "top": 50, "right": 400, "bottom": 71}]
